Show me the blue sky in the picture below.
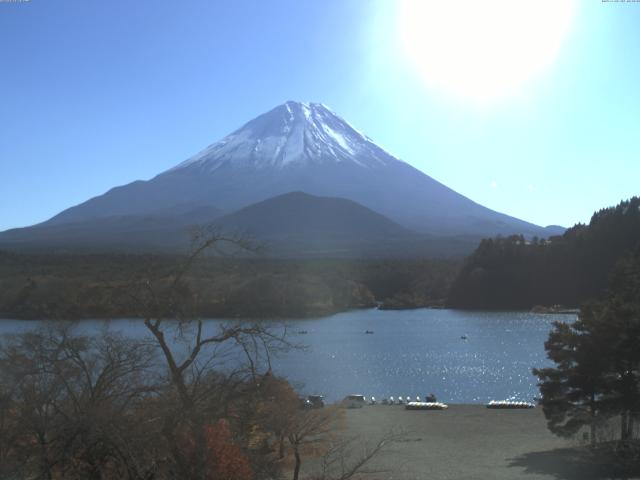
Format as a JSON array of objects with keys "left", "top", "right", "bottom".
[{"left": 1, "top": 0, "right": 639, "bottom": 231}]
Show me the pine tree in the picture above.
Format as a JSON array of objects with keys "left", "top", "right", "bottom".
[
  {"left": 533, "top": 304, "right": 611, "bottom": 444},
  {"left": 534, "top": 248, "right": 640, "bottom": 445}
]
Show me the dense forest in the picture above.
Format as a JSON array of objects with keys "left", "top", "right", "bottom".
[
  {"left": 0, "top": 252, "right": 459, "bottom": 319},
  {"left": 447, "top": 197, "right": 640, "bottom": 309}
]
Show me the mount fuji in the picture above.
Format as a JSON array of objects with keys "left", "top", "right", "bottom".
[{"left": 0, "top": 101, "right": 563, "bottom": 255}]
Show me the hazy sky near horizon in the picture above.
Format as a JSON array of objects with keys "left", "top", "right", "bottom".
[{"left": 1, "top": 0, "right": 639, "bottom": 231}]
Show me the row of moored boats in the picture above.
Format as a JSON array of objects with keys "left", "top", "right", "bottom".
[{"left": 341, "top": 394, "right": 535, "bottom": 410}]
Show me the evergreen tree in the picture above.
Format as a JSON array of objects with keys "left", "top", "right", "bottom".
[
  {"left": 599, "top": 249, "right": 640, "bottom": 441},
  {"left": 534, "top": 248, "right": 640, "bottom": 445},
  {"left": 533, "top": 303, "right": 611, "bottom": 444},
  {"left": 448, "top": 197, "right": 640, "bottom": 309}
]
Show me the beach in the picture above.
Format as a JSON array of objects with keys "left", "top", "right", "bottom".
[{"left": 328, "top": 405, "right": 617, "bottom": 480}]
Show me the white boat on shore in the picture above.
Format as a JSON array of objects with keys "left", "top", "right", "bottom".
[
  {"left": 405, "top": 401, "right": 448, "bottom": 410},
  {"left": 486, "top": 400, "right": 535, "bottom": 409}
]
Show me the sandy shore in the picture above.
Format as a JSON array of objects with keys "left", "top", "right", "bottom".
[{"left": 331, "top": 405, "right": 618, "bottom": 480}]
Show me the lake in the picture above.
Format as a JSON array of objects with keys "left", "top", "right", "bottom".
[{"left": 0, "top": 308, "right": 573, "bottom": 404}]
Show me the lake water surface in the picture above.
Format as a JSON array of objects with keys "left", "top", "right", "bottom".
[{"left": 0, "top": 308, "right": 574, "bottom": 404}]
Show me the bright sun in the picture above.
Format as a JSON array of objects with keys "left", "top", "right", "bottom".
[{"left": 399, "top": 0, "right": 576, "bottom": 103}]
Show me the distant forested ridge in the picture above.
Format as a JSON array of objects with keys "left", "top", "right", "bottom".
[
  {"left": 447, "top": 197, "right": 640, "bottom": 309},
  {"left": 0, "top": 253, "right": 458, "bottom": 319}
]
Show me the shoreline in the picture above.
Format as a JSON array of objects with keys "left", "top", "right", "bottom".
[{"left": 0, "top": 305, "right": 578, "bottom": 322}]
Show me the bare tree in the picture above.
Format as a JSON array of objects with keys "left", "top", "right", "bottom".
[
  {"left": 0, "top": 324, "right": 158, "bottom": 480},
  {"left": 312, "top": 431, "right": 405, "bottom": 480},
  {"left": 125, "top": 228, "right": 292, "bottom": 479},
  {"left": 287, "top": 407, "right": 339, "bottom": 480},
  {"left": 284, "top": 405, "right": 404, "bottom": 480}
]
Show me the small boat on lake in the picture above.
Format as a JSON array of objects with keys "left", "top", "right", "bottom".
[{"left": 365, "top": 330, "right": 374, "bottom": 334}]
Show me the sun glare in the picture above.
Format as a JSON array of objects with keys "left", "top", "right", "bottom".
[{"left": 399, "top": 0, "right": 576, "bottom": 103}]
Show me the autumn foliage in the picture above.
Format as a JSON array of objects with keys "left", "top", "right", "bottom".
[{"left": 203, "top": 420, "right": 254, "bottom": 480}]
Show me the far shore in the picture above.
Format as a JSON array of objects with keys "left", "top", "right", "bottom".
[{"left": 0, "top": 305, "right": 580, "bottom": 322}]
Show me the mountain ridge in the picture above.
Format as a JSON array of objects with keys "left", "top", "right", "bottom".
[
  {"left": 0, "top": 192, "right": 479, "bottom": 257},
  {"left": 2, "top": 101, "right": 564, "bottom": 253},
  {"left": 215, "top": 191, "right": 412, "bottom": 238}
]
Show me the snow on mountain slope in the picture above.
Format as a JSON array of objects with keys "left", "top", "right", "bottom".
[{"left": 169, "top": 101, "right": 397, "bottom": 172}]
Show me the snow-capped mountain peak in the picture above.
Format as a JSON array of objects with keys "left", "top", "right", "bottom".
[{"left": 169, "top": 101, "right": 401, "bottom": 173}]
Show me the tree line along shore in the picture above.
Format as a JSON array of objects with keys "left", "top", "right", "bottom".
[{"left": 0, "top": 254, "right": 457, "bottom": 320}]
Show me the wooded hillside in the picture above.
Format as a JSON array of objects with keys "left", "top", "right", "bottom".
[{"left": 447, "top": 197, "right": 640, "bottom": 309}]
